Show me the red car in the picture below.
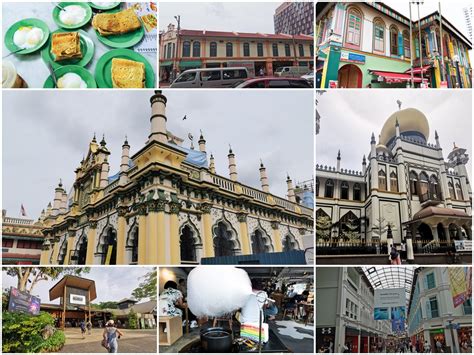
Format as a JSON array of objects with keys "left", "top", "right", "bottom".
[{"left": 232, "top": 76, "right": 313, "bottom": 88}]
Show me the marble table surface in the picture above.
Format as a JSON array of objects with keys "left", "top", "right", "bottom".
[{"left": 2, "top": 2, "right": 157, "bottom": 88}]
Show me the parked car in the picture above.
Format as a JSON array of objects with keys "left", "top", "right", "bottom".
[
  {"left": 232, "top": 77, "right": 313, "bottom": 88},
  {"left": 170, "top": 67, "right": 249, "bottom": 88},
  {"left": 301, "top": 71, "right": 314, "bottom": 84},
  {"left": 274, "top": 66, "right": 310, "bottom": 78}
]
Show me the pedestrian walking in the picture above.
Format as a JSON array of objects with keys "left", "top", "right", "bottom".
[
  {"left": 86, "top": 320, "right": 92, "bottom": 335},
  {"left": 102, "top": 320, "right": 124, "bottom": 353},
  {"left": 390, "top": 246, "right": 401, "bottom": 265},
  {"left": 435, "top": 339, "right": 442, "bottom": 353},
  {"left": 423, "top": 340, "right": 431, "bottom": 353},
  {"left": 79, "top": 320, "right": 86, "bottom": 339}
]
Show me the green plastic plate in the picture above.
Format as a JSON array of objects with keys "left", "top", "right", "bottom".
[
  {"left": 43, "top": 65, "right": 97, "bottom": 88},
  {"left": 89, "top": 1, "right": 121, "bottom": 11},
  {"left": 41, "top": 29, "right": 94, "bottom": 70},
  {"left": 95, "top": 49, "right": 155, "bottom": 88},
  {"left": 4, "top": 18, "right": 49, "bottom": 55},
  {"left": 52, "top": 2, "right": 92, "bottom": 29}
]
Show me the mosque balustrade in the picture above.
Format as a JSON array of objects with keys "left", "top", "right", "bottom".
[
  {"left": 104, "top": 180, "right": 120, "bottom": 195},
  {"left": 400, "top": 135, "right": 438, "bottom": 149},
  {"left": 241, "top": 185, "right": 268, "bottom": 203},
  {"left": 3, "top": 217, "right": 35, "bottom": 225},
  {"left": 211, "top": 175, "right": 236, "bottom": 192},
  {"left": 376, "top": 155, "right": 396, "bottom": 164},
  {"left": 315, "top": 164, "right": 363, "bottom": 176},
  {"left": 274, "top": 196, "right": 296, "bottom": 212},
  {"left": 418, "top": 189, "right": 443, "bottom": 205},
  {"left": 316, "top": 239, "right": 388, "bottom": 255}
]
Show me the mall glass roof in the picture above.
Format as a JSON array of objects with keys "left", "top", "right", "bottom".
[{"left": 362, "top": 267, "right": 416, "bottom": 306}]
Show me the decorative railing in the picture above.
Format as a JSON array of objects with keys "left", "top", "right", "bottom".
[
  {"left": 104, "top": 180, "right": 119, "bottom": 195},
  {"left": 316, "top": 164, "right": 363, "bottom": 176},
  {"left": 212, "top": 176, "right": 236, "bottom": 192},
  {"left": 3, "top": 217, "right": 35, "bottom": 225},
  {"left": 414, "top": 240, "right": 455, "bottom": 254},
  {"left": 241, "top": 186, "right": 267, "bottom": 203},
  {"left": 418, "top": 190, "right": 443, "bottom": 204},
  {"left": 274, "top": 196, "right": 296, "bottom": 212}
]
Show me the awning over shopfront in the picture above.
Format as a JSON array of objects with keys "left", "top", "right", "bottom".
[
  {"left": 180, "top": 60, "right": 202, "bottom": 68},
  {"left": 405, "top": 65, "right": 432, "bottom": 75},
  {"left": 368, "top": 70, "right": 424, "bottom": 83},
  {"left": 160, "top": 61, "right": 173, "bottom": 67}
]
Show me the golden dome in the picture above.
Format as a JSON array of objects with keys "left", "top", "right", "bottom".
[{"left": 379, "top": 108, "right": 430, "bottom": 146}]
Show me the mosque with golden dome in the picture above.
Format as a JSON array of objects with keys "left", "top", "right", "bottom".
[
  {"left": 316, "top": 103, "right": 472, "bottom": 263},
  {"left": 38, "top": 91, "right": 313, "bottom": 266}
]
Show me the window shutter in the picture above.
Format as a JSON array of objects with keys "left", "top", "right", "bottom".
[
  {"left": 425, "top": 300, "right": 431, "bottom": 319},
  {"left": 424, "top": 275, "right": 428, "bottom": 290},
  {"left": 398, "top": 32, "right": 403, "bottom": 56}
]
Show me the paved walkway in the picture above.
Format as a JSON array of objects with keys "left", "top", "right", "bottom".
[{"left": 59, "top": 328, "right": 157, "bottom": 353}]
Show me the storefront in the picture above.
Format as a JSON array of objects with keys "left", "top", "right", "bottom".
[
  {"left": 360, "top": 330, "right": 370, "bottom": 353},
  {"left": 457, "top": 326, "right": 472, "bottom": 352},
  {"left": 316, "top": 327, "right": 336, "bottom": 353},
  {"left": 345, "top": 327, "right": 360, "bottom": 353},
  {"left": 429, "top": 328, "right": 446, "bottom": 350}
]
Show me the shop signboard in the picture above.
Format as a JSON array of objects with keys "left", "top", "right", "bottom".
[
  {"left": 340, "top": 51, "right": 365, "bottom": 64},
  {"left": 70, "top": 293, "right": 86, "bottom": 306},
  {"left": 392, "top": 318, "right": 405, "bottom": 332},
  {"left": 391, "top": 306, "right": 406, "bottom": 320},
  {"left": 448, "top": 267, "right": 472, "bottom": 307},
  {"left": 374, "top": 307, "right": 390, "bottom": 320},
  {"left": 7, "top": 287, "right": 41, "bottom": 315},
  {"left": 454, "top": 240, "right": 472, "bottom": 251}
]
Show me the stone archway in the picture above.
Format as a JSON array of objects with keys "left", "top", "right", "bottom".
[
  {"left": 437, "top": 223, "right": 446, "bottom": 241},
  {"left": 126, "top": 225, "right": 139, "bottom": 264},
  {"left": 282, "top": 234, "right": 300, "bottom": 252},
  {"left": 179, "top": 223, "right": 202, "bottom": 262},
  {"left": 74, "top": 235, "right": 88, "bottom": 265},
  {"left": 461, "top": 224, "right": 471, "bottom": 240},
  {"left": 417, "top": 223, "right": 433, "bottom": 245},
  {"left": 98, "top": 227, "right": 117, "bottom": 265},
  {"left": 338, "top": 64, "right": 362, "bottom": 88}
]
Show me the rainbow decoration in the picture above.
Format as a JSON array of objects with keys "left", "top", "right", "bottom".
[{"left": 240, "top": 322, "right": 269, "bottom": 343}]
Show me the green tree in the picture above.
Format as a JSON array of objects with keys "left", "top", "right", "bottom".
[
  {"left": 128, "top": 308, "right": 138, "bottom": 329},
  {"left": 132, "top": 270, "right": 157, "bottom": 301},
  {"left": 91, "top": 301, "right": 119, "bottom": 309},
  {"left": 4, "top": 267, "right": 90, "bottom": 293}
]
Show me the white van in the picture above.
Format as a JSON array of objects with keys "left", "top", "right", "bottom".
[
  {"left": 170, "top": 67, "right": 249, "bottom": 88},
  {"left": 274, "top": 66, "right": 310, "bottom": 78}
]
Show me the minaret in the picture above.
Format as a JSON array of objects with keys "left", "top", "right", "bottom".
[
  {"left": 119, "top": 136, "right": 130, "bottom": 185},
  {"left": 100, "top": 156, "right": 110, "bottom": 188},
  {"left": 60, "top": 190, "right": 68, "bottom": 214},
  {"left": 336, "top": 150, "right": 341, "bottom": 172},
  {"left": 259, "top": 160, "right": 270, "bottom": 193},
  {"left": 228, "top": 145, "right": 238, "bottom": 181},
  {"left": 46, "top": 202, "right": 52, "bottom": 217},
  {"left": 52, "top": 180, "right": 64, "bottom": 215},
  {"left": 149, "top": 90, "right": 168, "bottom": 143},
  {"left": 209, "top": 153, "right": 216, "bottom": 174},
  {"left": 395, "top": 118, "right": 401, "bottom": 138},
  {"left": 286, "top": 174, "right": 296, "bottom": 202},
  {"left": 198, "top": 131, "right": 206, "bottom": 152},
  {"left": 435, "top": 130, "right": 440, "bottom": 148},
  {"left": 362, "top": 155, "right": 367, "bottom": 174}
]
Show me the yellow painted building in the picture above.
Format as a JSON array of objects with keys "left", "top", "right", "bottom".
[{"left": 39, "top": 91, "right": 313, "bottom": 265}]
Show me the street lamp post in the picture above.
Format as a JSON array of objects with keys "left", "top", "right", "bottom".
[
  {"left": 409, "top": 2, "right": 414, "bottom": 87},
  {"left": 416, "top": 1, "right": 425, "bottom": 84},
  {"left": 173, "top": 15, "right": 181, "bottom": 79}
]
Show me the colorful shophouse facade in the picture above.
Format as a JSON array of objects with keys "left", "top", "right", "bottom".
[{"left": 316, "top": 2, "right": 472, "bottom": 89}]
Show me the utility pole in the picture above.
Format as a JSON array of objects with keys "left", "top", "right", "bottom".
[
  {"left": 438, "top": 2, "right": 446, "bottom": 84},
  {"left": 409, "top": 2, "right": 414, "bottom": 87},
  {"left": 417, "top": 1, "right": 424, "bottom": 84},
  {"left": 174, "top": 15, "right": 181, "bottom": 78}
]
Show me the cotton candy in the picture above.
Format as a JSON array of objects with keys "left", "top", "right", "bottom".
[{"left": 187, "top": 266, "right": 253, "bottom": 317}]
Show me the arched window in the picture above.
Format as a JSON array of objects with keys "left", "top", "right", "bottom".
[
  {"left": 243, "top": 42, "right": 250, "bottom": 57},
  {"left": 101, "top": 228, "right": 117, "bottom": 265},
  {"left": 410, "top": 171, "right": 418, "bottom": 195},
  {"left": 353, "top": 183, "right": 361, "bottom": 201},
  {"left": 429, "top": 175, "right": 440, "bottom": 199},
  {"left": 226, "top": 42, "right": 233, "bottom": 57},
  {"left": 403, "top": 30, "right": 410, "bottom": 58},
  {"left": 76, "top": 236, "right": 87, "bottom": 265},
  {"left": 390, "top": 26, "right": 399, "bottom": 55},
  {"left": 448, "top": 181, "right": 455, "bottom": 199},
  {"left": 180, "top": 225, "right": 197, "bottom": 262},
  {"left": 325, "top": 179, "right": 334, "bottom": 198},
  {"left": 192, "top": 41, "right": 201, "bottom": 57},
  {"left": 378, "top": 170, "right": 387, "bottom": 191},
  {"left": 341, "top": 181, "right": 349, "bottom": 199},
  {"left": 251, "top": 230, "right": 269, "bottom": 254},
  {"left": 165, "top": 43, "right": 171, "bottom": 59},
  {"left": 257, "top": 43, "right": 264, "bottom": 57},
  {"left": 316, "top": 178, "right": 320, "bottom": 197},
  {"left": 126, "top": 226, "right": 139, "bottom": 264},
  {"left": 373, "top": 18, "right": 385, "bottom": 53},
  {"left": 455, "top": 183, "right": 463, "bottom": 200},
  {"left": 282, "top": 235, "right": 297, "bottom": 252},
  {"left": 390, "top": 172, "right": 398, "bottom": 192},
  {"left": 273, "top": 43, "right": 280, "bottom": 57},
  {"left": 298, "top": 44, "right": 304, "bottom": 57},
  {"left": 419, "top": 172, "right": 429, "bottom": 197},
  {"left": 182, "top": 41, "right": 191, "bottom": 57},
  {"left": 345, "top": 7, "right": 363, "bottom": 48},
  {"left": 213, "top": 222, "right": 235, "bottom": 257},
  {"left": 171, "top": 43, "right": 175, "bottom": 58},
  {"left": 210, "top": 42, "right": 217, "bottom": 57}
]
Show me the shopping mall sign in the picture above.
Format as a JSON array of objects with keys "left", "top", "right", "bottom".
[
  {"left": 340, "top": 51, "right": 366, "bottom": 64},
  {"left": 7, "top": 287, "right": 41, "bottom": 315},
  {"left": 374, "top": 288, "right": 405, "bottom": 320}
]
